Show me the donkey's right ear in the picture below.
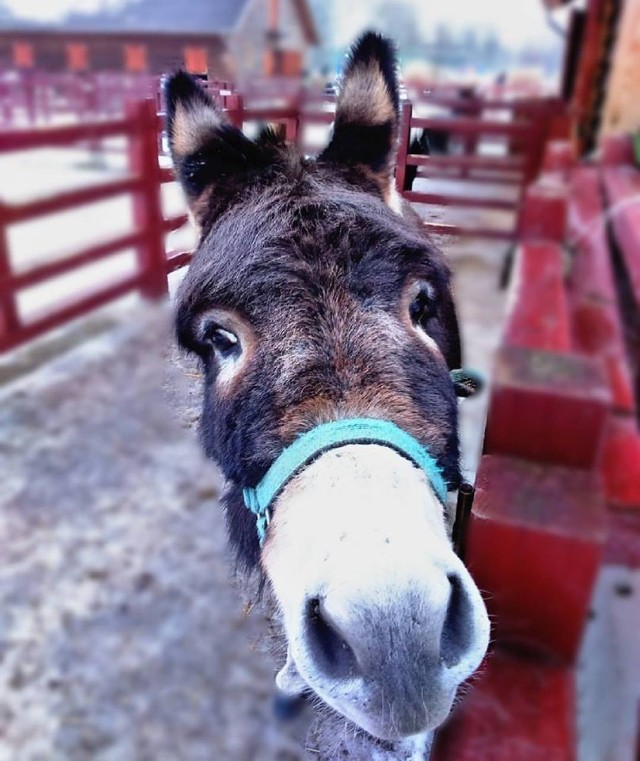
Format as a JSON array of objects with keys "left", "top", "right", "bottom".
[{"left": 164, "top": 72, "right": 269, "bottom": 225}]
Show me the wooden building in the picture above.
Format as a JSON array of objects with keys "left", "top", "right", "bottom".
[{"left": 0, "top": 0, "right": 318, "bottom": 82}]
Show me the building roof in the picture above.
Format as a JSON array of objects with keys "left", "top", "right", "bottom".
[
  {"left": 0, "top": 0, "right": 318, "bottom": 44},
  {"left": 63, "top": 0, "right": 248, "bottom": 34}
]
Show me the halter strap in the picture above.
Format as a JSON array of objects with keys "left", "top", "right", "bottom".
[{"left": 242, "top": 417, "right": 448, "bottom": 545}]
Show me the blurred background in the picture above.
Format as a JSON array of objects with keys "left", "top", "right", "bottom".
[{"left": 0, "top": 1, "right": 639, "bottom": 760}]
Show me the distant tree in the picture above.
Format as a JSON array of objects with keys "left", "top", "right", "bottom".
[
  {"left": 460, "top": 27, "right": 480, "bottom": 67},
  {"left": 479, "top": 30, "right": 505, "bottom": 71},
  {"left": 0, "top": 1, "right": 13, "bottom": 21},
  {"left": 431, "top": 22, "right": 457, "bottom": 68},
  {"left": 374, "top": 0, "right": 427, "bottom": 63}
]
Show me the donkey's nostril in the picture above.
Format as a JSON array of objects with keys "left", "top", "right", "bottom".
[
  {"left": 440, "top": 573, "right": 475, "bottom": 669},
  {"left": 305, "top": 597, "right": 359, "bottom": 680}
]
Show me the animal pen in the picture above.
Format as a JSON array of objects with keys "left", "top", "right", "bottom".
[{"left": 1, "top": 27, "right": 640, "bottom": 761}]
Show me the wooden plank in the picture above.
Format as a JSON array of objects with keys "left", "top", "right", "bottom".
[
  {"left": 406, "top": 154, "right": 524, "bottom": 171},
  {"left": 166, "top": 250, "right": 192, "bottom": 272},
  {"left": 404, "top": 190, "right": 517, "bottom": 211},
  {"left": 0, "top": 116, "right": 137, "bottom": 152},
  {"left": 0, "top": 273, "right": 142, "bottom": 352},
  {"left": 422, "top": 222, "right": 515, "bottom": 240},
  {"left": 602, "top": 166, "right": 640, "bottom": 304},
  {"left": 409, "top": 116, "right": 533, "bottom": 137},
  {"left": 1, "top": 230, "right": 144, "bottom": 293},
  {"left": 468, "top": 454, "right": 606, "bottom": 663},
  {"left": 1, "top": 176, "right": 143, "bottom": 223},
  {"left": 485, "top": 345, "right": 611, "bottom": 468},
  {"left": 568, "top": 166, "right": 635, "bottom": 414},
  {"left": 433, "top": 649, "right": 575, "bottom": 761},
  {"left": 162, "top": 213, "right": 188, "bottom": 233},
  {"left": 504, "top": 242, "right": 572, "bottom": 352},
  {"left": 412, "top": 168, "right": 523, "bottom": 186}
]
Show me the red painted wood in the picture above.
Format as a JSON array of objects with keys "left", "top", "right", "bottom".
[
  {"left": 433, "top": 649, "right": 576, "bottom": 761},
  {"left": 0, "top": 96, "right": 192, "bottom": 353},
  {"left": 603, "top": 509, "right": 640, "bottom": 567},
  {"left": 1, "top": 230, "right": 145, "bottom": 293},
  {"left": 394, "top": 101, "right": 412, "bottom": 194},
  {"left": 404, "top": 190, "right": 517, "bottom": 211},
  {"left": 162, "top": 213, "right": 189, "bottom": 233},
  {"left": 0, "top": 117, "right": 135, "bottom": 152},
  {"left": 504, "top": 242, "right": 571, "bottom": 352},
  {"left": 422, "top": 223, "right": 515, "bottom": 240},
  {"left": 485, "top": 345, "right": 611, "bottom": 468},
  {"left": 567, "top": 168, "right": 617, "bottom": 304},
  {"left": 600, "top": 134, "right": 635, "bottom": 166},
  {"left": 602, "top": 167, "right": 640, "bottom": 305},
  {"left": 1, "top": 176, "right": 143, "bottom": 224},
  {"left": 166, "top": 251, "right": 192, "bottom": 273},
  {"left": 411, "top": 169, "right": 523, "bottom": 186},
  {"left": 409, "top": 116, "right": 533, "bottom": 137},
  {"left": 542, "top": 141, "right": 576, "bottom": 174},
  {"left": 406, "top": 154, "right": 524, "bottom": 172},
  {"left": 467, "top": 454, "right": 606, "bottom": 663},
  {"left": 127, "top": 99, "right": 168, "bottom": 299},
  {"left": 518, "top": 181, "right": 568, "bottom": 242},
  {"left": 599, "top": 415, "right": 640, "bottom": 510},
  {"left": 0, "top": 207, "right": 20, "bottom": 346},
  {"left": 567, "top": 167, "right": 635, "bottom": 413},
  {"left": 0, "top": 273, "right": 142, "bottom": 353}
]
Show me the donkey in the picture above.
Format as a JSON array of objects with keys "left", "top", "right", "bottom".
[{"left": 165, "top": 32, "right": 489, "bottom": 760}]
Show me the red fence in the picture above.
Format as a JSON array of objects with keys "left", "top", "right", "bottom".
[
  {"left": 0, "top": 86, "right": 567, "bottom": 354},
  {"left": 0, "top": 99, "right": 186, "bottom": 352},
  {"left": 395, "top": 96, "right": 566, "bottom": 240},
  {"left": 0, "top": 70, "right": 161, "bottom": 126}
]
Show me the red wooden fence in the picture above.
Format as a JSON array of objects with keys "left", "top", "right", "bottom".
[
  {"left": 0, "top": 85, "right": 566, "bottom": 353},
  {"left": 395, "top": 96, "right": 562, "bottom": 241},
  {"left": 0, "top": 99, "right": 186, "bottom": 352}
]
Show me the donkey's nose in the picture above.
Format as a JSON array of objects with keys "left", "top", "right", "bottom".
[
  {"left": 304, "top": 597, "right": 360, "bottom": 680},
  {"left": 300, "top": 563, "right": 486, "bottom": 695},
  {"left": 440, "top": 572, "right": 477, "bottom": 669}
]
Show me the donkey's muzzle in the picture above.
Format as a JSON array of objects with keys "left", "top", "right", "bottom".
[
  {"left": 298, "top": 561, "right": 485, "bottom": 739},
  {"left": 263, "top": 443, "right": 490, "bottom": 741}
]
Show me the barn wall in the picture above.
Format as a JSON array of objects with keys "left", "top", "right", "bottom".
[
  {"left": 0, "top": 32, "right": 230, "bottom": 77},
  {"left": 231, "top": 0, "right": 309, "bottom": 83},
  {"left": 600, "top": 0, "right": 640, "bottom": 136}
]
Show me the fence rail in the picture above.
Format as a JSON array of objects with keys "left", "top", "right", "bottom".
[
  {"left": 0, "top": 98, "right": 187, "bottom": 353},
  {"left": 0, "top": 85, "right": 567, "bottom": 353}
]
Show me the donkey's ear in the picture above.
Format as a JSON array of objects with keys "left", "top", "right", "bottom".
[
  {"left": 319, "top": 32, "right": 400, "bottom": 188},
  {"left": 164, "top": 72, "right": 269, "bottom": 225}
]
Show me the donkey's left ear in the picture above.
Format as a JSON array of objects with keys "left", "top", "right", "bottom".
[{"left": 319, "top": 31, "right": 400, "bottom": 190}]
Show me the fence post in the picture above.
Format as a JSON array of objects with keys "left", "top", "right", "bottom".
[
  {"left": 395, "top": 100, "right": 412, "bottom": 194},
  {"left": 127, "top": 99, "right": 168, "bottom": 299},
  {"left": 225, "top": 93, "right": 244, "bottom": 129},
  {"left": 0, "top": 204, "right": 20, "bottom": 351}
]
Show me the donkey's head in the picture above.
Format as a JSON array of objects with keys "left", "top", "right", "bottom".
[{"left": 166, "top": 33, "right": 489, "bottom": 744}]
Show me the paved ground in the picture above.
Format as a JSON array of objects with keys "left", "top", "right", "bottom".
[{"left": 0, "top": 230, "right": 510, "bottom": 761}]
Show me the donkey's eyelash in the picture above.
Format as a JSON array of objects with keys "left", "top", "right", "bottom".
[{"left": 200, "top": 324, "right": 240, "bottom": 356}]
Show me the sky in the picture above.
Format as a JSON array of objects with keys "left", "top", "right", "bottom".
[
  {"left": 4, "top": 0, "right": 124, "bottom": 21},
  {"left": 332, "top": 0, "right": 572, "bottom": 47},
  {"left": 6, "top": 0, "right": 573, "bottom": 46}
]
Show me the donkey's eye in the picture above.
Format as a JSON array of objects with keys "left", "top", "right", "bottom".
[
  {"left": 201, "top": 324, "right": 240, "bottom": 357},
  {"left": 409, "top": 283, "right": 437, "bottom": 327}
]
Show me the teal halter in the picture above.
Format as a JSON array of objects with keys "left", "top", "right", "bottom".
[{"left": 242, "top": 417, "right": 448, "bottom": 545}]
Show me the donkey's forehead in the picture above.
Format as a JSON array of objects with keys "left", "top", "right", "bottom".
[{"left": 181, "top": 177, "right": 448, "bottom": 310}]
